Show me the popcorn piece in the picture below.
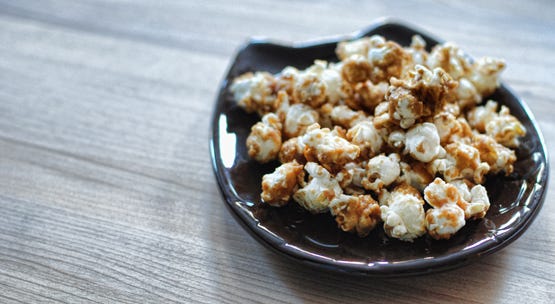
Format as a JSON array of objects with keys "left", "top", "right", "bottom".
[
  {"left": 336, "top": 161, "right": 367, "bottom": 194},
  {"left": 467, "top": 100, "right": 499, "bottom": 132},
  {"left": 397, "top": 161, "right": 433, "bottom": 191},
  {"left": 230, "top": 72, "right": 276, "bottom": 115},
  {"left": 425, "top": 178, "right": 490, "bottom": 223},
  {"left": 485, "top": 105, "right": 526, "bottom": 148},
  {"left": 293, "top": 71, "right": 327, "bottom": 108},
  {"left": 283, "top": 103, "right": 320, "bottom": 139},
  {"left": 380, "top": 184, "right": 427, "bottom": 242},
  {"left": 361, "top": 153, "right": 400, "bottom": 192},
  {"left": 293, "top": 162, "right": 342, "bottom": 213},
  {"left": 468, "top": 100, "right": 526, "bottom": 148},
  {"left": 275, "top": 67, "right": 299, "bottom": 96},
  {"left": 386, "top": 86, "right": 421, "bottom": 129},
  {"left": 405, "top": 122, "right": 445, "bottom": 162},
  {"left": 305, "top": 60, "right": 345, "bottom": 104},
  {"left": 387, "top": 129, "right": 406, "bottom": 151},
  {"left": 467, "top": 184, "right": 490, "bottom": 219},
  {"left": 472, "top": 133, "right": 516, "bottom": 174},
  {"left": 336, "top": 37, "right": 372, "bottom": 60},
  {"left": 366, "top": 37, "right": 406, "bottom": 83},
  {"left": 469, "top": 57, "right": 505, "bottom": 97},
  {"left": 456, "top": 78, "right": 481, "bottom": 109},
  {"left": 423, "top": 178, "right": 466, "bottom": 240},
  {"left": 344, "top": 81, "right": 388, "bottom": 112},
  {"left": 302, "top": 124, "right": 360, "bottom": 170},
  {"left": 329, "top": 105, "right": 367, "bottom": 129},
  {"left": 429, "top": 142, "right": 490, "bottom": 184},
  {"left": 341, "top": 55, "right": 373, "bottom": 83},
  {"left": 279, "top": 137, "right": 305, "bottom": 164},
  {"left": 261, "top": 161, "right": 304, "bottom": 206},
  {"left": 426, "top": 205, "right": 466, "bottom": 240},
  {"left": 427, "top": 43, "right": 473, "bottom": 80},
  {"left": 372, "top": 101, "right": 392, "bottom": 129},
  {"left": 246, "top": 113, "right": 282, "bottom": 163},
  {"left": 346, "top": 120, "right": 383, "bottom": 159},
  {"left": 329, "top": 194, "right": 381, "bottom": 237},
  {"left": 433, "top": 112, "right": 473, "bottom": 144},
  {"left": 387, "top": 65, "right": 458, "bottom": 129},
  {"left": 403, "top": 35, "right": 428, "bottom": 70},
  {"left": 423, "top": 177, "right": 463, "bottom": 208}
]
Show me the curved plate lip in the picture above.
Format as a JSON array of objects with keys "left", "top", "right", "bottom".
[{"left": 209, "top": 20, "right": 550, "bottom": 277}]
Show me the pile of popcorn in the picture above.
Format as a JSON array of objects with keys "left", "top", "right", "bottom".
[{"left": 230, "top": 35, "right": 526, "bottom": 241}]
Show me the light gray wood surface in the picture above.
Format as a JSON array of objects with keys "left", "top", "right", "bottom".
[{"left": 0, "top": 0, "right": 554, "bottom": 303}]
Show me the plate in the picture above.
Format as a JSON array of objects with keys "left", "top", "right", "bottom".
[{"left": 209, "top": 20, "right": 549, "bottom": 276}]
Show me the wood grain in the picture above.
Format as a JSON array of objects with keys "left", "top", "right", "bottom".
[{"left": 0, "top": 0, "right": 554, "bottom": 303}]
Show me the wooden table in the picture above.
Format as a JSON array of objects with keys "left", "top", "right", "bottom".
[{"left": 1, "top": 1, "right": 553, "bottom": 303}]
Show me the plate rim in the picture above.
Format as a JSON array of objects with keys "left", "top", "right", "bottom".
[{"left": 209, "top": 19, "right": 550, "bottom": 276}]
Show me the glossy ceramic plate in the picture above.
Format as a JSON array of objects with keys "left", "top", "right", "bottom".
[{"left": 210, "top": 20, "right": 549, "bottom": 276}]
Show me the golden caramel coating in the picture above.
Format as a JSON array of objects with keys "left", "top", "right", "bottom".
[
  {"left": 301, "top": 124, "right": 360, "bottom": 171},
  {"left": 278, "top": 137, "right": 305, "bottom": 164},
  {"left": 387, "top": 65, "right": 458, "bottom": 129},
  {"left": 230, "top": 72, "right": 277, "bottom": 115},
  {"left": 329, "top": 105, "right": 367, "bottom": 129},
  {"left": 485, "top": 105, "right": 526, "bottom": 148},
  {"left": 346, "top": 120, "right": 383, "bottom": 159},
  {"left": 330, "top": 194, "right": 381, "bottom": 237},
  {"left": 429, "top": 142, "right": 490, "bottom": 184},
  {"left": 472, "top": 133, "right": 516, "bottom": 174},
  {"left": 467, "top": 100, "right": 526, "bottom": 148},
  {"left": 423, "top": 178, "right": 466, "bottom": 240},
  {"left": 246, "top": 113, "right": 282, "bottom": 163},
  {"left": 344, "top": 81, "right": 388, "bottom": 112},
  {"left": 261, "top": 161, "right": 304, "bottom": 206},
  {"left": 293, "top": 162, "right": 343, "bottom": 213},
  {"left": 341, "top": 55, "right": 373, "bottom": 83}
]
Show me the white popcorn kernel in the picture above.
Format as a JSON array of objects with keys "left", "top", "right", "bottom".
[
  {"left": 485, "top": 106, "right": 526, "bottom": 148},
  {"left": 246, "top": 113, "right": 282, "bottom": 163},
  {"left": 427, "top": 42, "right": 472, "bottom": 80},
  {"left": 380, "top": 184, "right": 427, "bottom": 242},
  {"left": 330, "top": 105, "right": 367, "bottom": 129},
  {"left": 346, "top": 120, "right": 383, "bottom": 159},
  {"left": 293, "top": 162, "right": 343, "bottom": 213},
  {"left": 405, "top": 122, "right": 445, "bottom": 162},
  {"left": 469, "top": 57, "right": 505, "bottom": 97},
  {"left": 301, "top": 124, "right": 360, "bottom": 168},
  {"left": 465, "top": 184, "right": 490, "bottom": 219},
  {"left": 283, "top": 104, "right": 320, "bottom": 139},
  {"left": 387, "top": 129, "right": 406, "bottom": 150},
  {"left": 362, "top": 153, "right": 400, "bottom": 192},
  {"left": 472, "top": 133, "right": 516, "bottom": 174},
  {"left": 467, "top": 100, "right": 499, "bottom": 132},
  {"left": 261, "top": 161, "right": 304, "bottom": 206},
  {"left": 426, "top": 205, "right": 466, "bottom": 240},
  {"left": 230, "top": 72, "right": 276, "bottom": 115},
  {"left": 336, "top": 37, "right": 373, "bottom": 60}
]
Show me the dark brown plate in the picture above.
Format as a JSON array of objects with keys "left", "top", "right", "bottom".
[{"left": 209, "top": 20, "right": 549, "bottom": 276}]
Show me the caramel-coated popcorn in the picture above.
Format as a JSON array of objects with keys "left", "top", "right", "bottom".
[{"left": 230, "top": 34, "right": 525, "bottom": 241}]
